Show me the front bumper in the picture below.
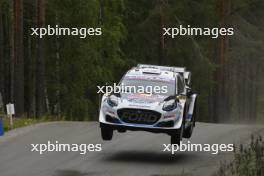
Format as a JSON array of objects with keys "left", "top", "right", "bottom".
[
  {"left": 99, "top": 96, "right": 184, "bottom": 133},
  {"left": 100, "top": 122, "right": 179, "bottom": 135}
]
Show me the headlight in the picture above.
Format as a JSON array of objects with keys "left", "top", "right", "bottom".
[
  {"left": 162, "top": 99, "right": 177, "bottom": 111},
  {"left": 107, "top": 95, "right": 118, "bottom": 107}
]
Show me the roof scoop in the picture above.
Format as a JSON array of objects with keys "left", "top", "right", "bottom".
[
  {"left": 137, "top": 64, "right": 186, "bottom": 73},
  {"left": 141, "top": 68, "right": 161, "bottom": 75}
]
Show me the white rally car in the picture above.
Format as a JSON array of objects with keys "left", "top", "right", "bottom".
[{"left": 99, "top": 64, "right": 198, "bottom": 144}]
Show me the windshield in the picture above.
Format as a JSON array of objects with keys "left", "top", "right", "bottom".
[{"left": 120, "top": 77, "right": 175, "bottom": 96}]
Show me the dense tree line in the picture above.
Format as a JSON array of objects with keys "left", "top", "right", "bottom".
[{"left": 0, "top": 0, "right": 263, "bottom": 122}]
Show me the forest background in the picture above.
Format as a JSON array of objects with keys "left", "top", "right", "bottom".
[{"left": 0, "top": 0, "right": 263, "bottom": 123}]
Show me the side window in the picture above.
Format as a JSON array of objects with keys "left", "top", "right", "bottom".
[{"left": 177, "top": 75, "right": 185, "bottom": 94}]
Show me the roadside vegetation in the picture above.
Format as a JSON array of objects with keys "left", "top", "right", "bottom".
[
  {"left": 1, "top": 115, "right": 59, "bottom": 132},
  {"left": 215, "top": 135, "right": 264, "bottom": 176},
  {"left": 171, "top": 136, "right": 264, "bottom": 176}
]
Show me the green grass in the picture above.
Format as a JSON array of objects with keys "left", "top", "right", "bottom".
[{"left": 0, "top": 116, "right": 58, "bottom": 132}]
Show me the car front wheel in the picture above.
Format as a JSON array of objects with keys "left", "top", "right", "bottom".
[
  {"left": 170, "top": 123, "right": 183, "bottom": 145},
  {"left": 101, "top": 127, "right": 113, "bottom": 140}
]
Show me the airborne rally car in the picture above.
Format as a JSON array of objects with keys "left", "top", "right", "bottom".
[{"left": 99, "top": 64, "right": 198, "bottom": 144}]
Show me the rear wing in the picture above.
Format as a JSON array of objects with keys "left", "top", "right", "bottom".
[
  {"left": 137, "top": 64, "right": 191, "bottom": 85},
  {"left": 184, "top": 71, "right": 191, "bottom": 86},
  {"left": 137, "top": 64, "right": 186, "bottom": 73}
]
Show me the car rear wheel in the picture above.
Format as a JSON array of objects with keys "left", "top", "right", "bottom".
[
  {"left": 184, "top": 102, "right": 196, "bottom": 138},
  {"left": 183, "top": 120, "right": 194, "bottom": 138},
  {"left": 101, "top": 127, "right": 113, "bottom": 140}
]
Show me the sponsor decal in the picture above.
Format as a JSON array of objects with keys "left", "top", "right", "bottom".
[
  {"left": 126, "top": 94, "right": 166, "bottom": 104},
  {"left": 121, "top": 111, "right": 159, "bottom": 123}
]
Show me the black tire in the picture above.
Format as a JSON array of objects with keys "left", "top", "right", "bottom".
[
  {"left": 171, "top": 105, "right": 187, "bottom": 145},
  {"left": 101, "top": 127, "right": 113, "bottom": 140},
  {"left": 171, "top": 123, "right": 184, "bottom": 145},
  {"left": 183, "top": 120, "right": 194, "bottom": 138},
  {"left": 183, "top": 101, "right": 196, "bottom": 138}
]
